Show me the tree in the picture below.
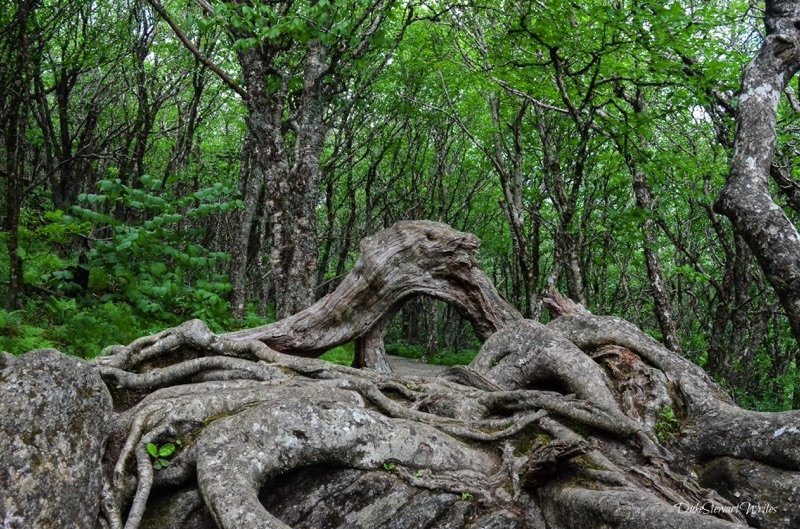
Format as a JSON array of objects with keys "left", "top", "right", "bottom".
[
  {"left": 0, "top": 0, "right": 37, "bottom": 309},
  {"left": 714, "top": 0, "right": 800, "bottom": 347},
  {"left": 4, "top": 222, "right": 800, "bottom": 529},
  {"left": 188, "top": 0, "right": 411, "bottom": 319}
]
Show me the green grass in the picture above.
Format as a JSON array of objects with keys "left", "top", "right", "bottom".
[
  {"left": 385, "top": 342, "right": 425, "bottom": 359},
  {"left": 0, "top": 296, "right": 275, "bottom": 360},
  {"left": 318, "top": 341, "right": 478, "bottom": 368},
  {"left": 427, "top": 349, "right": 478, "bottom": 366},
  {"left": 319, "top": 343, "right": 355, "bottom": 366},
  {"left": 385, "top": 342, "right": 478, "bottom": 366}
]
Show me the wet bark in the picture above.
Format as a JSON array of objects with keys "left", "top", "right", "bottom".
[
  {"left": 714, "top": 0, "right": 800, "bottom": 345},
  {"left": 4, "top": 222, "right": 800, "bottom": 529}
]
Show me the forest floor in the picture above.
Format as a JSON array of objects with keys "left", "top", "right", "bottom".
[{"left": 386, "top": 355, "right": 447, "bottom": 377}]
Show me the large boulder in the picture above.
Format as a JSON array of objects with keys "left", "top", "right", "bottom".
[{"left": 0, "top": 349, "right": 113, "bottom": 528}]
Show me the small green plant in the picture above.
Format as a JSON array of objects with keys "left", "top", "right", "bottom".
[
  {"left": 655, "top": 406, "right": 679, "bottom": 444},
  {"left": 460, "top": 491, "right": 473, "bottom": 501},
  {"left": 382, "top": 461, "right": 396, "bottom": 471},
  {"left": 146, "top": 441, "right": 181, "bottom": 470}
]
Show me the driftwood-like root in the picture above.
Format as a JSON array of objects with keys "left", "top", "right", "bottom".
[{"left": 71, "top": 222, "right": 800, "bottom": 529}]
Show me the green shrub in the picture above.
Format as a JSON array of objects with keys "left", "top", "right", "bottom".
[
  {"left": 0, "top": 309, "right": 56, "bottom": 354},
  {"left": 385, "top": 342, "right": 425, "bottom": 359},
  {"left": 61, "top": 175, "right": 242, "bottom": 329}
]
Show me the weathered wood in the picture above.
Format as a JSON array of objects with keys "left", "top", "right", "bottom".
[
  {"left": 5, "top": 223, "right": 800, "bottom": 529},
  {"left": 224, "top": 221, "right": 523, "bottom": 356},
  {"left": 714, "top": 0, "right": 800, "bottom": 344}
]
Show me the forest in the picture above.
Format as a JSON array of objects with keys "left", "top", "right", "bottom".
[
  {"left": 5, "top": 0, "right": 800, "bottom": 528},
  {"left": 3, "top": 0, "right": 796, "bottom": 408}
]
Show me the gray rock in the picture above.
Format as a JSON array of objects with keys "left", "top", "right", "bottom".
[{"left": 0, "top": 349, "right": 112, "bottom": 529}]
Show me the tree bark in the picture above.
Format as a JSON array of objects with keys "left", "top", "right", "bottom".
[
  {"left": 4, "top": 222, "right": 800, "bottom": 529},
  {"left": 236, "top": 39, "right": 327, "bottom": 320},
  {"left": 229, "top": 125, "right": 261, "bottom": 320},
  {"left": 2, "top": 0, "right": 35, "bottom": 310},
  {"left": 224, "top": 221, "right": 522, "bottom": 356},
  {"left": 489, "top": 95, "right": 538, "bottom": 316},
  {"left": 271, "top": 39, "right": 327, "bottom": 319},
  {"left": 714, "top": 0, "right": 800, "bottom": 345},
  {"left": 624, "top": 154, "right": 681, "bottom": 352}
]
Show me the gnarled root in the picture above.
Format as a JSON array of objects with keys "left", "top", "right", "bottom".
[{"left": 83, "top": 223, "right": 800, "bottom": 529}]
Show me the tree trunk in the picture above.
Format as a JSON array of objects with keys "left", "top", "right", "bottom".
[
  {"left": 489, "top": 95, "right": 538, "bottom": 316},
  {"left": 237, "top": 40, "right": 327, "bottom": 320},
  {"left": 2, "top": 0, "right": 34, "bottom": 310},
  {"left": 626, "top": 156, "right": 681, "bottom": 352},
  {"left": 273, "top": 39, "right": 327, "bottom": 318},
  {"left": 5, "top": 221, "right": 800, "bottom": 529},
  {"left": 714, "top": 0, "right": 800, "bottom": 345},
  {"left": 229, "top": 126, "right": 260, "bottom": 320}
]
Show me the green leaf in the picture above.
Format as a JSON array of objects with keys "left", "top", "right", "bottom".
[
  {"left": 158, "top": 443, "right": 176, "bottom": 457},
  {"left": 146, "top": 443, "right": 158, "bottom": 458},
  {"left": 149, "top": 262, "right": 167, "bottom": 276}
]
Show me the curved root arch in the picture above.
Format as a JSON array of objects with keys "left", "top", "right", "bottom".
[{"left": 223, "top": 221, "right": 522, "bottom": 358}]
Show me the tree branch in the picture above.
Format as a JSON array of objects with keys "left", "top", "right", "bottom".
[{"left": 146, "top": 0, "right": 250, "bottom": 101}]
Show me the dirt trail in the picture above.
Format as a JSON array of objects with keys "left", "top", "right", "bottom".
[{"left": 385, "top": 355, "right": 448, "bottom": 377}]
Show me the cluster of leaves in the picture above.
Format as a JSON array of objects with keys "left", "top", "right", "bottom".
[
  {"left": 0, "top": 174, "right": 259, "bottom": 358},
  {"left": 217, "top": 0, "right": 389, "bottom": 52},
  {"left": 147, "top": 440, "right": 180, "bottom": 470},
  {"left": 0, "top": 218, "right": 167, "bottom": 357},
  {"left": 63, "top": 175, "right": 242, "bottom": 329},
  {"left": 654, "top": 406, "right": 680, "bottom": 444}
]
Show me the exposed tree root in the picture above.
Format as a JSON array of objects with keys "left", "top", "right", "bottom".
[
  {"left": 222, "top": 221, "right": 522, "bottom": 355},
  {"left": 67, "top": 222, "right": 799, "bottom": 528}
]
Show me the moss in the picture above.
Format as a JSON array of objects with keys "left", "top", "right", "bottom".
[
  {"left": 513, "top": 431, "right": 552, "bottom": 455},
  {"left": 655, "top": 405, "right": 680, "bottom": 444},
  {"left": 570, "top": 454, "right": 603, "bottom": 471}
]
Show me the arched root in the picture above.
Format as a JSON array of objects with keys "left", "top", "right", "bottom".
[{"left": 195, "top": 393, "right": 497, "bottom": 529}]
